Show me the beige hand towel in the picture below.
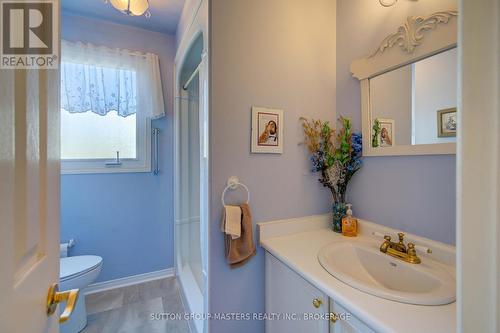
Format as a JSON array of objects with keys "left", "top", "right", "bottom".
[
  {"left": 221, "top": 205, "right": 242, "bottom": 240},
  {"left": 221, "top": 203, "right": 256, "bottom": 268}
]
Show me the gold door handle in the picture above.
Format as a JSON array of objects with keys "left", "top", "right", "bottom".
[
  {"left": 330, "top": 312, "right": 338, "bottom": 323},
  {"left": 312, "top": 298, "right": 322, "bottom": 308},
  {"left": 46, "top": 283, "right": 79, "bottom": 323}
]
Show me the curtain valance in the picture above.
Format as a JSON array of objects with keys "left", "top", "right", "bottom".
[{"left": 61, "top": 40, "right": 165, "bottom": 119}]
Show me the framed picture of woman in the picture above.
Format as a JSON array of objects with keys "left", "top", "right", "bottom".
[
  {"left": 377, "top": 118, "right": 395, "bottom": 147},
  {"left": 251, "top": 106, "right": 284, "bottom": 154}
]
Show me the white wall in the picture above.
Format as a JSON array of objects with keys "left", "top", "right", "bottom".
[
  {"left": 458, "top": 0, "right": 500, "bottom": 331},
  {"left": 370, "top": 65, "right": 413, "bottom": 145},
  {"left": 414, "top": 48, "right": 457, "bottom": 144}
]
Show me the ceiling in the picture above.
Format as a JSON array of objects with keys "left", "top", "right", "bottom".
[{"left": 61, "top": 0, "right": 185, "bottom": 34}]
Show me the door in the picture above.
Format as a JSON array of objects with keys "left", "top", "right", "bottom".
[{"left": 0, "top": 6, "right": 62, "bottom": 333}]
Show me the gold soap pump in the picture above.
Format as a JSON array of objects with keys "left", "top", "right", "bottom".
[{"left": 342, "top": 204, "right": 358, "bottom": 237}]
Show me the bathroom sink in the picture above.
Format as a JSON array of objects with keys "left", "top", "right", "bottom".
[{"left": 318, "top": 241, "right": 455, "bottom": 305}]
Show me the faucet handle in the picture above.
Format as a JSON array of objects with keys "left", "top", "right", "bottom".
[
  {"left": 406, "top": 243, "right": 422, "bottom": 264},
  {"left": 384, "top": 235, "right": 391, "bottom": 241},
  {"left": 414, "top": 244, "right": 433, "bottom": 254},
  {"left": 398, "top": 232, "right": 405, "bottom": 242},
  {"left": 407, "top": 243, "right": 417, "bottom": 257}
]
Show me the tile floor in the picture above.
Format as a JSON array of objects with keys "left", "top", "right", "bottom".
[{"left": 80, "top": 277, "right": 191, "bottom": 333}]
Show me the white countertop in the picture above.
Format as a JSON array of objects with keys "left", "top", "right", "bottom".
[{"left": 258, "top": 215, "right": 456, "bottom": 333}]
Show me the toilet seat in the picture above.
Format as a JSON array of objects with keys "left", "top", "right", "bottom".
[{"left": 60, "top": 255, "right": 103, "bottom": 282}]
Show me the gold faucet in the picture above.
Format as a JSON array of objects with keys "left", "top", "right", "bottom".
[{"left": 379, "top": 233, "right": 421, "bottom": 264}]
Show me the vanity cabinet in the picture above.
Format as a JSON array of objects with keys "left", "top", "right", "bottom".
[
  {"left": 265, "top": 253, "right": 329, "bottom": 333},
  {"left": 265, "top": 252, "right": 375, "bottom": 333},
  {"left": 329, "top": 300, "right": 374, "bottom": 333}
]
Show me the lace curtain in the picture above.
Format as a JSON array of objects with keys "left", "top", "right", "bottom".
[{"left": 61, "top": 40, "right": 165, "bottom": 119}]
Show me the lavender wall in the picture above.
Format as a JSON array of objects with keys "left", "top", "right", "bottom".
[
  {"left": 337, "top": 0, "right": 457, "bottom": 245},
  {"left": 209, "top": 1, "right": 336, "bottom": 332},
  {"left": 208, "top": 1, "right": 457, "bottom": 332},
  {"left": 60, "top": 13, "right": 175, "bottom": 282}
]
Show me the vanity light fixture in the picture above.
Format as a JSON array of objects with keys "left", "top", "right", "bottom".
[{"left": 106, "top": 0, "right": 151, "bottom": 17}]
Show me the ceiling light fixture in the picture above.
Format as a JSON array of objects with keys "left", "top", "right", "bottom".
[
  {"left": 379, "top": 0, "right": 398, "bottom": 7},
  {"left": 379, "top": 0, "right": 418, "bottom": 7},
  {"left": 107, "top": 0, "right": 151, "bottom": 17}
]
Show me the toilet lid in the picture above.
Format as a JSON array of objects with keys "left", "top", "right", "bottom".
[{"left": 60, "top": 255, "right": 102, "bottom": 281}]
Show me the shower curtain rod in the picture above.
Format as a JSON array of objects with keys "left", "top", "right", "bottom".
[{"left": 182, "top": 63, "right": 201, "bottom": 90}]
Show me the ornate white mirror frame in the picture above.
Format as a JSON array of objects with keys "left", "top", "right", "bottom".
[{"left": 351, "top": 10, "right": 458, "bottom": 156}]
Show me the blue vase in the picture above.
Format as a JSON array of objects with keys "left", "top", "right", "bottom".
[{"left": 332, "top": 202, "right": 347, "bottom": 233}]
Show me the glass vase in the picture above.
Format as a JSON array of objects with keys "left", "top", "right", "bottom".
[{"left": 332, "top": 202, "right": 347, "bottom": 233}]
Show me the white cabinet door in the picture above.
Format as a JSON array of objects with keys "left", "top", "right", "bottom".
[
  {"left": 265, "top": 252, "right": 329, "bottom": 333},
  {"left": 329, "top": 299, "right": 375, "bottom": 333}
]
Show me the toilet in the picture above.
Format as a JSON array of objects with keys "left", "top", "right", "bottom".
[{"left": 59, "top": 255, "right": 103, "bottom": 333}]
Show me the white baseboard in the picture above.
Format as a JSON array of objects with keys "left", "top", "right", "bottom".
[{"left": 84, "top": 267, "right": 175, "bottom": 295}]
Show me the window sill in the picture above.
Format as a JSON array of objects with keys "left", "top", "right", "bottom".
[
  {"left": 61, "top": 167, "right": 151, "bottom": 175},
  {"left": 61, "top": 161, "right": 151, "bottom": 175}
]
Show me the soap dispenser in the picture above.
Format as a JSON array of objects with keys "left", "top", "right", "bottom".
[{"left": 342, "top": 204, "right": 358, "bottom": 237}]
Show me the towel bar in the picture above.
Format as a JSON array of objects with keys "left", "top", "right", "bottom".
[
  {"left": 152, "top": 128, "right": 160, "bottom": 175},
  {"left": 221, "top": 176, "right": 250, "bottom": 206}
]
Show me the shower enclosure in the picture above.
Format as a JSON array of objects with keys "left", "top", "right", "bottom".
[{"left": 174, "top": 32, "right": 208, "bottom": 333}]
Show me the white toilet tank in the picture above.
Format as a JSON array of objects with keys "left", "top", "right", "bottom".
[{"left": 60, "top": 255, "right": 103, "bottom": 333}]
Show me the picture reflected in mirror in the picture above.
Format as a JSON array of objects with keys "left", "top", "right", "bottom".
[{"left": 369, "top": 48, "right": 457, "bottom": 146}]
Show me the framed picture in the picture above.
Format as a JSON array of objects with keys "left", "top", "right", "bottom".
[
  {"left": 251, "top": 106, "right": 283, "bottom": 154},
  {"left": 377, "top": 118, "right": 395, "bottom": 147},
  {"left": 437, "top": 108, "right": 457, "bottom": 137}
]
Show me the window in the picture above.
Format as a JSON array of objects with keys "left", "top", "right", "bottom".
[
  {"left": 60, "top": 40, "right": 165, "bottom": 174},
  {"left": 61, "top": 109, "right": 137, "bottom": 160}
]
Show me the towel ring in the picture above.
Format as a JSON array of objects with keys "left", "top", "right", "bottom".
[{"left": 221, "top": 176, "right": 250, "bottom": 206}]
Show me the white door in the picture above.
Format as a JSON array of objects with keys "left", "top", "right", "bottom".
[{"left": 0, "top": 8, "right": 65, "bottom": 333}]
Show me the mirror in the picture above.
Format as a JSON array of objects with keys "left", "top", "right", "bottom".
[
  {"left": 350, "top": 10, "right": 458, "bottom": 156},
  {"left": 369, "top": 48, "right": 457, "bottom": 147}
]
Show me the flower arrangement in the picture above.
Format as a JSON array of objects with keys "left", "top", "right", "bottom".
[
  {"left": 301, "top": 117, "right": 362, "bottom": 231},
  {"left": 372, "top": 119, "right": 381, "bottom": 148}
]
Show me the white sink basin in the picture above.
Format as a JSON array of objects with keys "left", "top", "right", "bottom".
[{"left": 318, "top": 241, "right": 455, "bottom": 305}]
